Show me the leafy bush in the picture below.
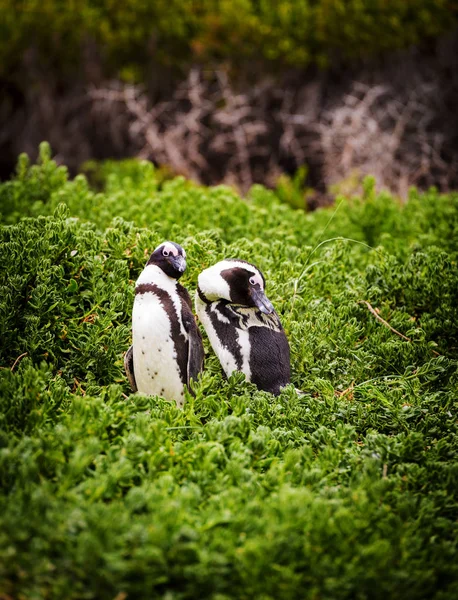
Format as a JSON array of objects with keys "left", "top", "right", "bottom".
[
  {"left": 1, "top": 144, "right": 458, "bottom": 598},
  {"left": 3, "top": 0, "right": 458, "bottom": 81}
]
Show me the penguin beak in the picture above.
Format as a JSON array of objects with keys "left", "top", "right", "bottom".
[
  {"left": 251, "top": 287, "right": 274, "bottom": 314},
  {"left": 172, "top": 255, "right": 187, "bottom": 275}
]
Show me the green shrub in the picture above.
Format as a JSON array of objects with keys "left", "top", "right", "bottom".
[
  {"left": 3, "top": 1, "right": 458, "bottom": 81},
  {"left": 1, "top": 144, "right": 458, "bottom": 598}
]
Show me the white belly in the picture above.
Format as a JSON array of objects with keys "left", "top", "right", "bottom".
[
  {"left": 132, "top": 292, "right": 185, "bottom": 405},
  {"left": 195, "top": 294, "right": 251, "bottom": 380}
]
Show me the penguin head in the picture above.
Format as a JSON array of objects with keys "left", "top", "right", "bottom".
[
  {"left": 147, "top": 241, "right": 187, "bottom": 280},
  {"left": 198, "top": 259, "right": 274, "bottom": 314}
]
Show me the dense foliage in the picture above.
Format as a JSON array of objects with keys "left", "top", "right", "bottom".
[
  {"left": 1, "top": 143, "right": 458, "bottom": 598},
  {"left": 4, "top": 1, "right": 458, "bottom": 81}
]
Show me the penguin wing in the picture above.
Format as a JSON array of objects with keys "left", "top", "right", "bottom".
[
  {"left": 124, "top": 345, "right": 138, "bottom": 392},
  {"left": 185, "top": 316, "right": 205, "bottom": 387},
  {"left": 177, "top": 283, "right": 205, "bottom": 389}
]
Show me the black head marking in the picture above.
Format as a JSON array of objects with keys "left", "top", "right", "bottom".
[
  {"left": 147, "top": 241, "right": 187, "bottom": 279},
  {"left": 220, "top": 267, "right": 254, "bottom": 306},
  {"left": 225, "top": 259, "right": 266, "bottom": 287},
  {"left": 220, "top": 266, "right": 274, "bottom": 314}
]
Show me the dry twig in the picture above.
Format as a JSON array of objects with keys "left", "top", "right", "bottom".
[
  {"left": 11, "top": 352, "right": 28, "bottom": 372},
  {"left": 359, "top": 300, "right": 441, "bottom": 356},
  {"left": 358, "top": 300, "right": 412, "bottom": 342}
]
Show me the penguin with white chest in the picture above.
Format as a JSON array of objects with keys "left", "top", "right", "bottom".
[
  {"left": 195, "top": 259, "right": 290, "bottom": 395},
  {"left": 124, "top": 241, "right": 204, "bottom": 407}
]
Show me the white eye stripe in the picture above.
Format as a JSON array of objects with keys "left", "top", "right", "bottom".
[
  {"left": 249, "top": 272, "right": 264, "bottom": 289},
  {"left": 160, "top": 242, "right": 180, "bottom": 257}
]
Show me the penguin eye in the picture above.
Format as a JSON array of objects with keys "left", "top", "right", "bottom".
[
  {"left": 249, "top": 277, "right": 256, "bottom": 286},
  {"left": 163, "top": 249, "right": 170, "bottom": 257}
]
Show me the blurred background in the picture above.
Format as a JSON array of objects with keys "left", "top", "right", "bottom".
[{"left": 2, "top": 0, "right": 458, "bottom": 205}]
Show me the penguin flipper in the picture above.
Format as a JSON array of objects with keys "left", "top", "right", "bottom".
[
  {"left": 124, "top": 345, "right": 138, "bottom": 392},
  {"left": 177, "top": 283, "right": 205, "bottom": 390}
]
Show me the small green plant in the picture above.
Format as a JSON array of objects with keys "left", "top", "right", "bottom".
[
  {"left": 274, "top": 166, "right": 312, "bottom": 210},
  {"left": 1, "top": 146, "right": 458, "bottom": 598}
]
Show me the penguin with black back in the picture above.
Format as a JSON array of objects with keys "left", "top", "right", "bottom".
[
  {"left": 195, "top": 259, "right": 290, "bottom": 395},
  {"left": 124, "top": 241, "right": 204, "bottom": 407}
]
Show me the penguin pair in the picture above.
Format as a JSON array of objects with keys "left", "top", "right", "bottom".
[{"left": 125, "top": 242, "right": 290, "bottom": 405}]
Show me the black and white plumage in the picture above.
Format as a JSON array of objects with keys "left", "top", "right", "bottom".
[
  {"left": 124, "top": 241, "right": 204, "bottom": 407},
  {"left": 195, "top": 259, "right": 290, "bottom": 395}
]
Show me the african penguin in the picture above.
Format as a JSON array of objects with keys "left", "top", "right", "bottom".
[
  {"left": 124, "top": 241, "right": 204, "bottom": 407},
  {"left": 195, "top": 259, "right": 290, "bottom": 395}
]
